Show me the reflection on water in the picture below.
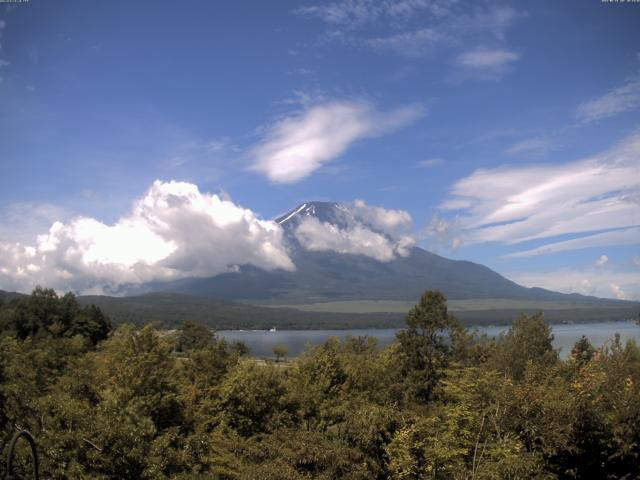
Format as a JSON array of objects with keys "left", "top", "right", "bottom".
[{"left": 219, "top": 321, "right": 640, "bottom": 360}]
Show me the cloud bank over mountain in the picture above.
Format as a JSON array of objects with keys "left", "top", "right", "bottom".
[
  {"left": 293, "top": 200, "right": 415, "bottom": 262},
  {"left": 0, "top": 182, "right": 416, "bottom": 294},
  {"left": 0, "top": 181, "right": 294, "bottom": 294}
]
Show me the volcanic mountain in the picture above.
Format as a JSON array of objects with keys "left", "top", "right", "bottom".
[{"left": 147, "top": 201, "right": 632, "bottom": 309}]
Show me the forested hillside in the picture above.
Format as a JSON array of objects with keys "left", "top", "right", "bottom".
[{"left": 1, "top": 289, "right": 639, "bottom": 479}]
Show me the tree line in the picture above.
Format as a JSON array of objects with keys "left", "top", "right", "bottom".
[{"left": 1, "top": 288, "right": 639, "bottom": 479}]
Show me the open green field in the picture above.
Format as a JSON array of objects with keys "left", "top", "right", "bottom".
[{"left": 265, "top": 298, "right": 630, "bottom": 314}]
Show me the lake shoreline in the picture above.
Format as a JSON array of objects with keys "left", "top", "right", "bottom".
[{"left": 218, "top": 320, "right": 640, "bottom": 360}]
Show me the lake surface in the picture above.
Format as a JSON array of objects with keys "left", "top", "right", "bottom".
[{"left": 219, "top": 321, "right": 640, "bottom": 359}]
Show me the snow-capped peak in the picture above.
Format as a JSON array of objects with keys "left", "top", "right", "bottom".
[{"left": 275, "top": 201, "right": 352, "bottom": 230}]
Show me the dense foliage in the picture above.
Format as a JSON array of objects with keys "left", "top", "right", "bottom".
[{"left": 1, "top": 289, "right": 639, "bottom": 479}]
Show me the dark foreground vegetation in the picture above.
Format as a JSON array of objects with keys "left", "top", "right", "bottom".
[{"left": 1, "top": 288, "right": 639, "bottom": 479}]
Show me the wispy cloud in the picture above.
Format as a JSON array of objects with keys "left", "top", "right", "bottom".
[
  {"left": 505, "top": 137, "right": 552, "bottom": 156},
  {"left": 294, "top": 0, "right": 452, "bottom": 29},
  {"left": 297, "top": 2, "right": 525, "bottom": 65},
  {"left": 455, "top": 48, "right": 519, "bottom": 69},
  {"left": 577, "top": 75, "right": 640, "bottom": 123},
  {"left": 250, "top": 100, "right": 423, "bottom": 183},
  {"left": 505, "top": 228, "right": 640, "bottom": 258},
  {"left": 433, "top": 131, "right": 640, "bottom": 256},
  {"left": 417, "top": 158, "right": 444, "bottom": 168},
  {"left": 0, "top": 18, "right": 8, "bottom": 82},
  {"left": 453, "top": 47, "right": 519, "bottom": 80},
  {"left": 362, "top": 7, "right": 523, "bottom": 58},
  {"left": 207, "top": 137, "right": 239, "bottom": 154},
  {"left": 364, "top": 28, "right": 443, "bottom": 57}
]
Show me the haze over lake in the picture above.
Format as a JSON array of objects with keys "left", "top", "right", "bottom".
[{"left": 220, "top": 321, "right": 640, "bottom": 359}]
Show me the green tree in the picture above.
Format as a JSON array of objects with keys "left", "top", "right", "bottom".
[
  {"left": 570, "top": 335, "right": 595, "bottom": 366},
  {"left": 396, "top": 291, "right": 462, "bottom": 402},
  {"left": 216, "top": 360, "right": 293, "bottom": 437},
  {"left": 1, "top": 287, "right": 110, "bottom": 346},
  {"left": 288, "top": 337, "right": 347, "bottom": 431},
  {"left": 490, "top": 312, "right": 558, "bottom": 381},
  {"left": 176, "top": 320, "right": 213, "bottom": 352}
]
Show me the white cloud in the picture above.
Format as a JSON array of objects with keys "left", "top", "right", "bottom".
[
  {"left": 250, "top": 100, "right": 422, "bottom": 183},
  {"left": 633, "top": 255, "right": 640, "bottom": 268},
  {"left": 0, "top": 181, "right": 294, "bottom": 294},
  {"left": 297, "top": 1, "right": 524, "bottom": 63},
  {"left": 290, "top": 199, "right": 415, "bottom": 261},
  {"left": 351, "top": 199, "right": 412, "bottom": 233},
  {"left": 294, "top": 0, "right": 450, "bottom": 28},
  {"left": 595, "top": 254, "right": 609, "bottom": 267},
  {"left": 505, "top": 137, "right": 551, "bottom": 156},
  {"left": 504, "top": 228, "right": 640, "bottom": 258},
  {"left": 455, "top": 48, "right": 519, "bottom": 69},
  {"left": 452, "top": 47, "right": 519, "bottom": 80},
  {"left": 0, "top": 17, "right": 7, "bottom": 79},
  {"left": 435, "top": 132, "right": 640, "bottom": 256},
  {"left": 425, "top": 214, "right": 463, "bottom": 251},
  {"left": 610, "top": 283, "right": 628, "bottom": 300},
  {"left": 364, "top": 28, "right": 444, "bottom": 57},
  {"left": 295, "top": 217, "right": 414, "bottom": 262},
  {"left": 509, "top": 269, "right": 640, "bottom": 301},
  {"left": 417, "top": 158, "right": 444, "bottom": 168},
  {"left": 577, "top": 76, "right": 640, "bottom": 123},
  {"left": 361, "top": 6, "right": 522, "bottom": 59}
]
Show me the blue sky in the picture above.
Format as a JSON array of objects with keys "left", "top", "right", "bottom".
[{"left": 0, "top": 0, "right": 639, "bottom": 299}]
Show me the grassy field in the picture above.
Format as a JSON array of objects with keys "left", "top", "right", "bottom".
[{"left": 265, "top": 298, "right": 630, "bottom": 314}]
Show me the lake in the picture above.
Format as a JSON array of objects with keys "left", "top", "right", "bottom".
[{"left": 219, "top": 321, "right": 640, "bottom": 359}]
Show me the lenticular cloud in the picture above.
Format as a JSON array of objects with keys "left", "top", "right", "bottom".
[{"left": 0, "top": 180, "right": 294, "bottom": 294}]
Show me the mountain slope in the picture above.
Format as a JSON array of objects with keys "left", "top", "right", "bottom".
[
  {"left": 155, "top": 201, "right": 625, "bottom": 306},
  {"left": 77, "top": 292, "right": 404, "bottom": 329}
]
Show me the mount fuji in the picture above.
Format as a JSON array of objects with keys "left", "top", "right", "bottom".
[
  {"left": 65, "top": 201, "right": 638, "bottom": 327},
  {"left": 146, "top": 202, "right": 627, "bottom": 305}
]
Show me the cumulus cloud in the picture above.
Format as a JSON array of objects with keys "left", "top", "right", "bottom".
[
  {"left": 0, "top": 181, "right": 294, "bottom": 294},
  {"left": 509, "top": 269, "right": 640, "bottom": 301},
  {"left": 351, "top": 199, "right": 412, "bottom": 233},
  {"left": 577, "top": 75, "right": 640, "bottom": 123},
  {"left": 595, "top": 254, "right": 609, "bottom": 267},
  {"left": 434, "top": 131, "right": 640, "bottom": 256},
  {"left": 250, "top": 100, "right": 422, "bottom": 183},
  {"left": 295, "top": 217, "right": 414, "bottom": 261},
  {"left": 292, "top": 200, "right": 415, "bottom": 261}
]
